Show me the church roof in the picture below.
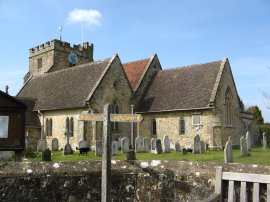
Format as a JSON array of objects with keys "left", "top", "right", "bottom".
[
  {"left": 123, "top": 58, "right": 151, "bottom": 91},
  {"left": 138, "top": 60, "right": 224, "bottom": 112},
  {"left": 17, "top": 57, "right": 112, "bottom": 111}
]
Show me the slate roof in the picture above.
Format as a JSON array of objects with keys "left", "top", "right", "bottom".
[
  {"left": 17, "top": 58, "right": 112, "bottom": 111},
  {"left": 123, "top": 58, "right": 151, "bottom": 90},
  {"left": 17, "top": 98, "right": 41, "bottom": 128},
  {"left": 138, "top": 60, "right": 223, "bottom": 112}
]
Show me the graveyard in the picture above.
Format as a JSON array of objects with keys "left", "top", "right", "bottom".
[{"left": 20, "top": 146, "right": 270, "bottom": 166}]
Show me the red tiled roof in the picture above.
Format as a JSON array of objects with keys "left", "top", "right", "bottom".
[{"left": 123, "top": 58, "right": 150, "bottom": 90}]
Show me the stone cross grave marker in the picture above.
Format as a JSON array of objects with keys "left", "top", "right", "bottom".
[
  {"left": 224, "top": 136, "right": 233, "bottom": 163},
  {"left": 63, "top": 130, "right": 73, "bottom": 155},
  {"left": 79, "top": 104, "right": 143, "bottom": 202},
  {"left": 263, "top": 132, "right": 267, "bottom": 150}
]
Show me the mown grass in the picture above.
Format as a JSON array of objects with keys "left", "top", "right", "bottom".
[{"left": 22, "top": 146, "right": 270, "bottom": 166}]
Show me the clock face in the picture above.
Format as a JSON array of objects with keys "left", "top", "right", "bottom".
[{"left": 68, "top": 52, "right": 78, "bottom": 65}]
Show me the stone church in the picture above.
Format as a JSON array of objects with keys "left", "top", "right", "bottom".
[{"left": 16, "top": 39, "right": 252, "bottom": 150}]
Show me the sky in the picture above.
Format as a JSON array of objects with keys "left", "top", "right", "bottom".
[{"left": 0, "top": 0, "right": 270, "bottom": 122}]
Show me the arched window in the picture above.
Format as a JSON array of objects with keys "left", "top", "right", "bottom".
[
  {"left": 180, "top": 118, "right": 185, "bottom": 134},
  {"left": 69, "top": 117, "right": 74, "bottom": 137},
  {"left": 225, "top": 88, "right": 233, "bottom": 125},
  {"left": 45, "top": 118, "right": 49, "bottom": 136},
  {"left": 152, "top": 119, "right": 157, "bottom": 135},
  {"left": 66, "top": 117, "right": 69, "bottom": 132}
]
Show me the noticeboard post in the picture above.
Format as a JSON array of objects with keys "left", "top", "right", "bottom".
[{"left": 79, "top": 104, "right": 143, "bottom": 202}]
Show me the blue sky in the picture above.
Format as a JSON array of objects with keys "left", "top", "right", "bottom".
[{"left": 0, "top": 0, "right": 270, "bottom": 122}]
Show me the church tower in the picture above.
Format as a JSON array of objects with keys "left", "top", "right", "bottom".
[{"left": 24, "top": 39, "right": 94, "bottom": 83}]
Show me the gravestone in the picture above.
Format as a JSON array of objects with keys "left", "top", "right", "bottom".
[
  {"left": 224, "top": 137, "right": 233, "bottom": 163},
  {"left": 182, "top": 148, "right": 187, "bottom": 155},
  {"left": 51, "top": 138, "right": 59, "bottom": 151},
  {"left": 240, "top": 136, "right": 248, "bottom": 156},
  {"left": 121, "top": 137, "right": 129, "bottom": 154},
  {"left": 246, "top": 131, "right": 251, "bottom": 151},
  {"left": 263, "top": 132, "right": 267, "bottom": 150},
  {"left": 163, "top": 135, "right": 171, "bottom": 153},
  {"left": 63, "top": 131, "right": 73, "bottom": 155},
  {"left": 200, "top": 141, "right": 206, "bottom": 153},
  {"left": 143, "top": 137, "right": 150, "bottom": 152},
  {"left": 175, "top": 142, "right": 181, "bottom": 152},
  {"left": 193, "top": 134, "right": 201, "bottom": 154},
  {"left": 170, "top": 142, "right": 175, "bottom": 150},
  {"left": 0, "top": 151, "right": 12, "bottom": 161},
  {"left": 79, "top": 140, "right": 88, "bottom": 148},
  {"left": 154, "top": 139, "right": 163, "bottom": 154},
  {"left": 112, "top": 141, "right": 118, "bottom": 156},
  {"left": 37, "top": 139, "right": 47, "bottom": 152},
  {"left": 25, "top": 134, "right": 31, "bottom": 151},
  {"left": 135, "top": 136, "right": 144, "bottom": 152},
  {"left": 126, "top": 149, "right": 136, "bottom": 160},
  {"left": 95, "top": 140, "right": 102, "bottom": 156},
  {"left": 42, "top": 148, "right": 51, "bottom": 161},
  {"left": 151, "top": 138, "right": 157, "bottom": 150}
]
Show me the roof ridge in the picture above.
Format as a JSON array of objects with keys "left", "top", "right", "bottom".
[
  {"left": 123, "top": 57, "right": 151, "bottom": 65},
  {"left": 163, "top": 59, "right": 223, "bottom": 71}
]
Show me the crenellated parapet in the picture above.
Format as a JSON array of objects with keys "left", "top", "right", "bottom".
[{"left": 29, "top": 39, "right": 93, "bottom": 60}]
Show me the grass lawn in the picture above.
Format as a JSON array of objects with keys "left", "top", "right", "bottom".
[{"left": 22, "top": 146, "right": 270, "bottom": 166}]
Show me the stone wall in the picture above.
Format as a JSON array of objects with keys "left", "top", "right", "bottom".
[
  {"left": 0, "top": 161, "right": 269, "bottom": 201},
  {"left": 140, "top": 109, "right": 214, "bottom": 148}
]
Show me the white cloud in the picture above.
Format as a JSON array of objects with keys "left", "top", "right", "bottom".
[{"left": 67, "top": 9, "right": 102, "bottom": 27}]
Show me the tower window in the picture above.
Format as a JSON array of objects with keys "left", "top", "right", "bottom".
[{"left": 37, "top": 58, "right": 42, "bottom": 69}]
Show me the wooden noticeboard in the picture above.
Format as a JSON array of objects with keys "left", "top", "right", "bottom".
[{"left": 0, "top": 91, "right": 26, "bottom": 152}]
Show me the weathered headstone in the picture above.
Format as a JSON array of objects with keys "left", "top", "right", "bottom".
[
  {"left": 25, "top": 134, "right": 31, "bottom": 151},
  {"left": 79, "top": 140, "right": 88, "bottom": 148},
  {"left": 112, "top": 141, "right": 118, "bottom": 156},
  {"left": 175, "top": 142, "right": 181, "bottom": 152},
  {"left": 121, "top": 137, "right": 129, "bottom": 154},
  {"left": 154, "top": 139, "right": 163, "bottom": 154},
  {"left": 151, "top": 138, "right": 157, "bottom": 150},
  {"left": 51, "top": 138, "right": 59, "bottom": 151},
  {"left": 37, "top": 126, "right": 47, "bottom": 151},
  {"left": 193, "top": 134, "right": 201, "bottom": 154},
  {"left": 135, "top": 136, "right": 144, "bottom": 152},
  {"left": 170, "top": 142, "right": 175, "bottom": 150},
  {"left": 182, "top": 148, "right": 187, "bottom": 155},
  {"left": 200, "top": 141, "right": 206, "bottom": 153},
  {"left": 224, "top": 137, "right": 233, "bottom": 163},
  {"left": 143, "top": 137, "right": 150, "bottom": 152},
  {"left": 42, "top": 148, "right": 51, "bottom": 161},
  {"left": 95, "top": 140, "right": 102, "bottom": 156},
  {"left": 163, "top": 135, "right": 171, "bottom": 153},
  {"left": 37, "top": 139, "right": 47, "bottom": 152},
  {"left": 240, "top": 136, "right": 248, "bottom": 156},
  {"left": 263, "top": 132, "right": 267, "bottom": 150},
  {"left": 125, "top": 149, "right": 136, "bottom": 160},
  {"left": 63, "top": 130, "right": 73, "bottom": 155},
  {"left": 246, "top": 131, "right": 251, "bottom": 151},
  {"left": 0, "top": 151, "right": 12, "bottom": 161}
]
